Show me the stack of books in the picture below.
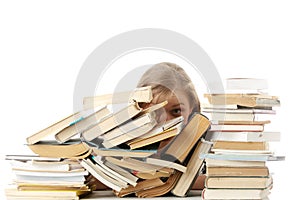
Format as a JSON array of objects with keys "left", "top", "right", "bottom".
[
  {"left": 201, "top": 78, "right": 284, "bottom": 200},
  {"left": 4, "top": 86, "right": 212, "bottom": 199},
  {"left": 5, "top": 155, "right": 92, "bottom": 200}
]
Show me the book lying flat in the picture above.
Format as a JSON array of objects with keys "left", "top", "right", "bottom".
[
  {"left": 202, "top": 187, "right": 271, "bottom": 199},
  {"left": 204, "top": 93, "right": 280, "bottom": 108},
  {"left": 206, "top": 166, "right": 269, "bottom": 177},
  {"left": 205, "top": 176, "right": 273, "bottom": 189}
]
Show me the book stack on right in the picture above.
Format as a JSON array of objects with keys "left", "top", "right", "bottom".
[{"left": 201, "top": 78, "right": 284, "bottom": 200}]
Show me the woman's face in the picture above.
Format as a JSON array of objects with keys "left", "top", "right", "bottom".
[{"left": 157, "top": 91, "right": 192, "bottom": 124}]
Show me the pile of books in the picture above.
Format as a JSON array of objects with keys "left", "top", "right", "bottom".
[
  {"left": 5, "top": 86, "right": 212, "bottom": 199},
  {"left": 201, "top": 78, "right": 284, "bottom": 200}
]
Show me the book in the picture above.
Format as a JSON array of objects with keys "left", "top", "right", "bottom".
[
  {"left": 5, "top": 155, "right": 61, "bottom": 162},
  {"left": 210, "top": 123, "right": 264, "bottom": 132},
  {"left": 200, "top": 153, "right": 284, "bottom": 162},
  {"left": 105, "top": 157, "right": 171, "bottom": 175},
  {"left": 81, "top": 102, "right": 143, "bottom": 142},
  {"left": 92, "top": 148, "right": 156, "bottom": 158},
  {"left": 172, "top": 140, "right": 213, "bottom": 197},
  {"left": 226, "top": 78, "right": 268, "bottom": 91},
  {"left": 135, "top": 170, "right": 182, "bottom": 198},
  {"left": 205, "top": 158, "right": 266, "bottom": 167},
  {"left": 127, "top": 121, "right": 183, "bottom": 150},
  {"left": 132, "top": 170, "right": 173, "bottom": 179},
  {"left": 26, "top": 112, "right": 82, "bottom": 145},
  {"left": 212, "top": 141, "right": 268, "bottom": 151},
  {"left": 83, "top": 86, "right": 153, "bottom": 109},
  {"left": 159, "top": 113, "right": 210, "bottom": 163},
  {"left": 5, "top": 186, "right": 91, "bottom": 200},
  {"left": 204, "top": 93, "right": 280, "bottom": 108},
  {"left": 91, "top": 156, "right": 138, "bottom": 187},
  {"left": 202, "top": 187, "right": 271, "bottom": 199},
  {"left": 205, "top": 176, "right": 273, "bottom": 189},
  {"left": 12, "top": 168, "right": 89, "bottom": 177},
  {"left": 102, "top": 113, "right": 157, "bottom": 148},
  {"left": 80, "top": 157, "right": 125, "bottom": 192},
  {"left": 102, "top": 112, "right": 156, "bottom": 141},
  {"left": 145, "top": 157, "right": 187, "bottom": 173},
  {"left": 27, "top": 139, "right": 91, "bottom": 159},
  {"left": 206, "top": 131, "right": 281, "bottom": 142},
  {"left": 114, "top": 178, "right": 165, "bottom": 197},
  {"left": 206, "top": 166, "right": 269, "bottom": 177},
  {"left": 9, "top": 159, "right": 82, "bottom": 172},
  {"left": 55, "top": 106, "right": 111, "bottom": 143}
]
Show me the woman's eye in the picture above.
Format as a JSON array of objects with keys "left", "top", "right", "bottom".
[{"left": 171, "top": 108, "right": 182, "bottom": 116}]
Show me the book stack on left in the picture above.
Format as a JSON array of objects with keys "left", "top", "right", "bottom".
[
  {"left": 200, "top": 78, "right": 284, "bottom": 200},
  {"left": 4, "top": 86, "right": 212, "bottom": 199}
]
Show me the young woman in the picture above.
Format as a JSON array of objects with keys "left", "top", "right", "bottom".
[{"left": 136, "top": 62, "right": 205, "bottom": 189}]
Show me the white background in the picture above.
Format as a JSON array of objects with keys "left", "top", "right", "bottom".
[{"left": 1, "top": 0, "right": 299, "bottom": 199}]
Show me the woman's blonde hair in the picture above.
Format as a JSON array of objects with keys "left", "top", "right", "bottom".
[{"left": 137, "top": 62, "right": 200, "bottom": 115}]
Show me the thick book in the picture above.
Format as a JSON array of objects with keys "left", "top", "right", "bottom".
[
  {"left": 204, "top": 93, "right": 280, "bottom": 108},
  {"left": 26, "top": 112, "right": 82, "bottom": 145},
  {"left": 202, "top": 187, "right": 271, "bottom": 199},
  {"left": 159, "top": 113, "right": 210, "bottom": 163},
  {"left": 205, "top": 176, "right": 273, "bottom": 189},
  {"left": 212, "top": 141, "right": 268, "bottom": 151},
  {"left": 81, "top": 102, "right": 143, "bottom": 142},
  {"left": 172, "top": 140, "right": 213, "bottom": 197},
  {"left": 206, "top": 166, "right": 269, "bottom": 177},
  {"left": 55, "top": 106, "right": 111, "bottom": 143},
  {"left": 83, "top": 86, "right": 153, "bottom": 109},
  {"left": 27, "top": 139, "right": 91, "bottom": 159}
]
